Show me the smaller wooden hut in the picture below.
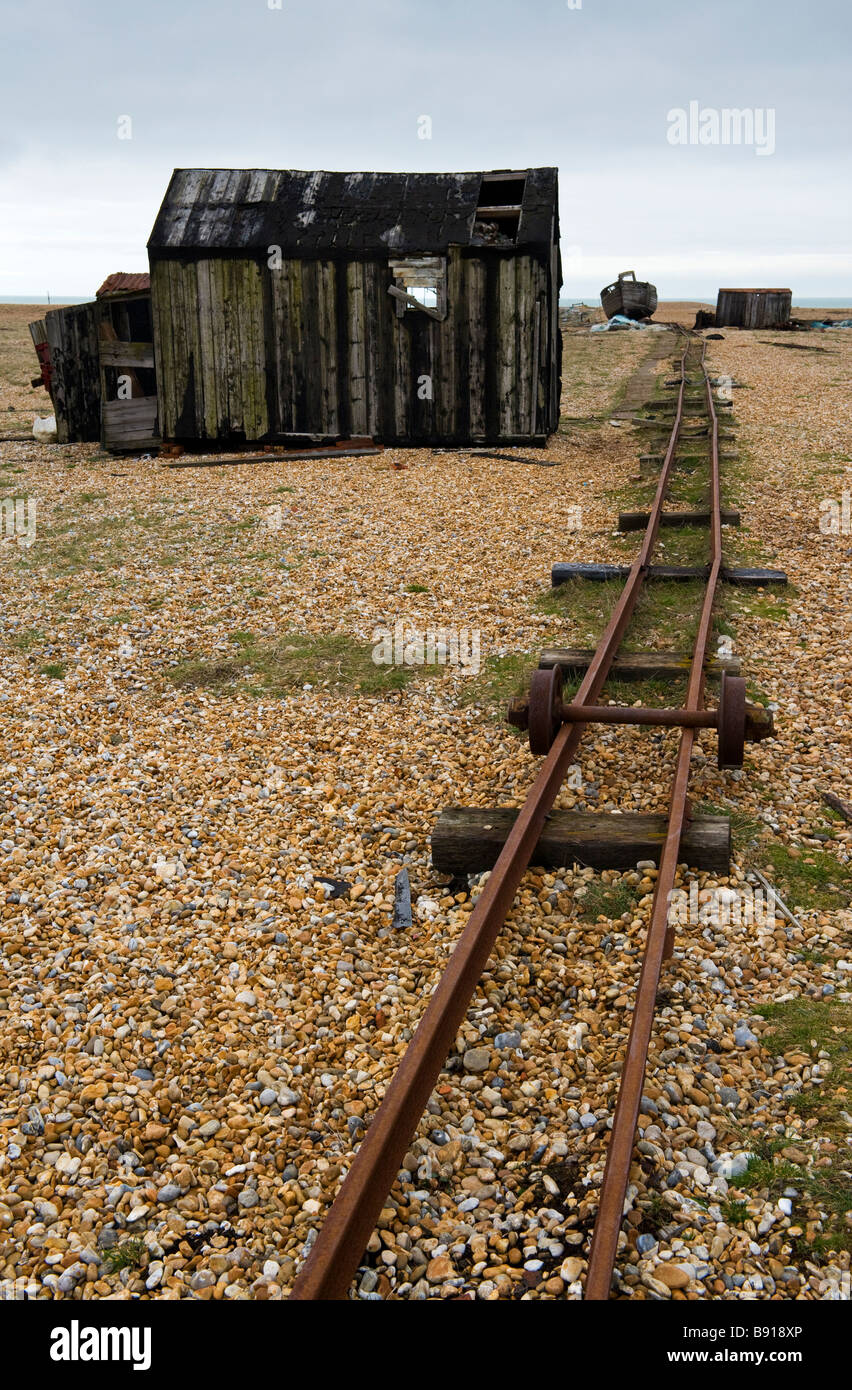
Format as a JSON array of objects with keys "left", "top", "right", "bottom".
[
  {"left": 29, "top": 274, "right": 160, "bottom": 452},
  {"left": 715, "top": 288, "right": 791, "bottom": 329}
]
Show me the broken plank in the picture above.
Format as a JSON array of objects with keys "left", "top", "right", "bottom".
[
  {"left": 538, "top": 648, "right": 742, "bottom": 680},
  {"left": 432, "top": 808, "right": 730, "bottom": 875}
]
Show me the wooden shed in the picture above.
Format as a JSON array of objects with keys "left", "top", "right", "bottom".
[
  {"left": 147, "top": 167, "right": 562, "bottom": 447},
  {"left": 715, "top": 288, "right": 792, "bottom": 329}
]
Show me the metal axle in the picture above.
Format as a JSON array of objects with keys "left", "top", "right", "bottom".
[{"left": 508, "top": 665, "right": 770, "bottom": 769}]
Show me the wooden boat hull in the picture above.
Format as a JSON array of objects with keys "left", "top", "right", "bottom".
[{"left": 601, "top": 272, "right": 658, "bottom": 321}]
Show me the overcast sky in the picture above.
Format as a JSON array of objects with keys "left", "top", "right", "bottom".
[{"left": 2, "top": 0, "right": 849, "bottom": 298}]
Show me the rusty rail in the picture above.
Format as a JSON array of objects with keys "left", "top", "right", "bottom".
[
  {"left": 290, "top": 334, "right": 717, "bottom": 1301},
  {"left": 584, "top": 339, "right": 721, "bottom": 1298}
]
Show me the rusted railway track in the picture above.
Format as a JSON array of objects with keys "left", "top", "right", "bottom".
[{"left": 290, "top": 332, "right": 739, "bottom": 1301}]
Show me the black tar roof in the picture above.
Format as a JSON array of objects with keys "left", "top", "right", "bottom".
[{"left": 148, "top": 168, "right": 558, "bottom": 257}]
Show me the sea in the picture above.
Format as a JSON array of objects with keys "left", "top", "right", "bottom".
[
  {"left": 561, "top": 296, "right": 852, "bottom": 309},
  {"left": 0, "top": 295, "right": 92, "bottom": 304}
]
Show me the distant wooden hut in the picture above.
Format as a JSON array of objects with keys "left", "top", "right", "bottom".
[
  {"left": 715, "top": 288, "right": 792, "bottom": 329},
  {"left": 147, "top": 167, "right": 562, "bottom": 447}
]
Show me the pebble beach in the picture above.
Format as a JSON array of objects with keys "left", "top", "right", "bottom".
[{"left": 0, "top": 303, "right": 850, "bottom": 1301}]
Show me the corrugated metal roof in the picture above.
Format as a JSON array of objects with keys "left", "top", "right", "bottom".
[
  {"left": 96, "top": 272, "right": 151, "bottom": 298},
  {"left": 147, "top": 168, "right": 558, "bottom": 257}
]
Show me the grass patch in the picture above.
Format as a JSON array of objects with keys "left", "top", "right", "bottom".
[
  {"left": 459, "top": 650, "right": 536, "bottom": 718},
  {"left": 639, "top": 1191, "right": 672, "bottom": 1236},
  {"left": 667, "top": 471, "right": 710, "bottom": 508},
  {"left": 38, "top": 662, "right": 65, "bottom": 679},
  {"left": 9, "top": 626, "right": 45, "bottom": 652},
  {"left": 628, "top": 580, "right": 707, "bottom": 650},
  {"left": 761, "top": 842, "right": 852, "bottom": 912},
  {"left": 536, "top": 580, "right": 622, "bottom": 648},
  {"left": 795, "top": 947, "right": 828, "bottom": 966},
  {"left": 405, "top": 582, "right": 430, "bottom": 593},
  {"left": 757, "top": 998, "right": 852, "bottom": 1064},
  {"left": 749, "top": 998, "right": 852, "bottom": 1254},
  {"left": 600, "top": 674, "right": 688, "bottom": 708},
  {"left": 730, "top": 1154, "right": 806, "bottom": 1196},
  {"left": 170, "top": 630, "right": 414, "bottom": 696},
  {"left": 535, "top": 577, "right": 716, "bottom": 663},
  {"left": 654, "top": 526, "right": 711, "bottom": 568},
  {"left": 102, "top": 1237, "right": 147, "bottom": 1273},
  {"left": 719, "top": 585, "right": 793, "bottom": 628},
  {"left": 577, "top": 878, "right": 639, "bottom": 923}
]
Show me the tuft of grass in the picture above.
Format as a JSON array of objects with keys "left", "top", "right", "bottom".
[
  {"left": 103, "top": 1237, "right": 146, "bottom": 1273},
  {"left": 730, "top": 1155, "right": 806, "bottom": 1197},
  {"left": 170, "top": 630, "right": 414, "bottom": 697},
  {"left": 720, "top": 1198, "right": 750, "bottom": 1226},
  {"left": 796, "top": 947, "right": 828, "bottom": 966},
  {"left": 639, "top": 1190, "right": 671, "bottom": 1236},
  {"left": 695, "top": 799, "right": 764, "bottom": 853},
  {"left": 38, "top": 662, "right": 65, "bottom": 679},
  {"left": 405, "top": 582, "right": 430, "bottom": 594},
  {"left": 577, "top": 877, "right": 639, "bottom": 923}
]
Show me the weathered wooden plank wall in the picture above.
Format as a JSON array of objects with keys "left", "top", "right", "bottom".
[
  {"left": 96, "top": 293, "right": 160, "bottom": 452},
  {"left": 715, "top": 290, "right": 792, "bottom": 329},
  {"left": 151, "top": 247, "right": 556, "bottom": 445},
  {"left": 44, "top": 303, "right": 101, "bottom": 443}
]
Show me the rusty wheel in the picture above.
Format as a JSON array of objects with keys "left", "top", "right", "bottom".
[
  {"left": 528, "top": 665, "right": 563, "bottom": 756},
  {"left": 717, "top": 671, "right": 746, "bottom": 769}
]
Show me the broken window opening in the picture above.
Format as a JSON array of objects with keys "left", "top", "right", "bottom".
[
  {"left": 388, "top": 256, "right": 447, "bottom": 320},
  {"left": 473, "top": 171, "right": 527, "bottom": 246},
  {"left": 103, "top": 365, "right": 156, "bottom": 401},
  {"left": 407, "top": 285, "right": 438, "bottom": 309}
]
